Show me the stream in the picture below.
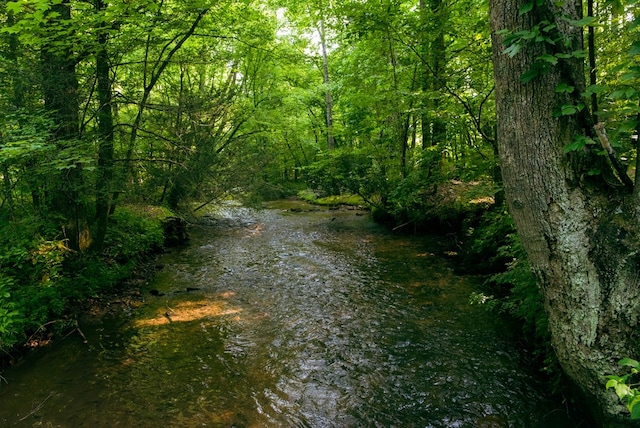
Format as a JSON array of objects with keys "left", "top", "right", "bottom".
[{"left": 0, "top": 201, "right": 579, "bottom": 427}]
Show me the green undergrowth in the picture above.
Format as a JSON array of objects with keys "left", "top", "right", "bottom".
[
  {"left": 0, "top": 205, "right": 170, "bottom": 361},
  {"left": 463, "top": 208, "right": 564, "bottom": 391},
  {"left": 297, "top": 189, "right": 365, "bottom": 207}
]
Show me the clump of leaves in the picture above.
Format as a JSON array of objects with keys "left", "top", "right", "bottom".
[
  {"left": 605, "top": 358, "right": 640, "bottom": 419},
  {"left": 468, "top": 216, "right": 563, "bottom": 386},
  {"left": 469, "top": 231, "right": 547, "bottom": 341},
  {"left": 0, "top": 275, "right": 20, "bottom": 350},
  {"left": 102, "top": 208, "right": 164, "bottom": 263},
  {"left": 303, "top": 148, "right": 375, "bottom": 198},
  {"left": 460, "top": 208, "right": 515, "bottom": 274}
]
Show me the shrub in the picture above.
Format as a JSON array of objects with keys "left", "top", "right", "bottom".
[
  {"left": 102, "top": 208, "right": 164, "bottom": 262},
  {"left": 468, "top": 212, "right": 562, "bottom": 388},
  {"left": 460, "top": 208, "right": 515, "bottom": 273},
  {"left": 0, "top": 275, "right": 19, "bottom": 350},
  {"left": 605, "top": 358, "right": 640, "bottom": 419},
  {"left": 0, "top": 206, "right": 165, "bottom": 355}
]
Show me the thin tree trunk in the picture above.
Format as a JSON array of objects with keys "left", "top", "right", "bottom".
[
  {"left": 428, "top": 0, "right": 446, "bottom": 146},
  {"left": 419, "top": 0, "right": 430, "bottom": 148},
  {"left": 93, "top": 0, "right": 115, "bottom": 251},
  {"left": 587, "top": 0, "right": 598, "bottom": 119},
  {"left": 110, "top": 9, "right": 208, "bottom": 212},
  {"left": 318, "top": 15, "right": 335, "bottom": 150},
  {"left": 420, "top": 0, "right": 447, "bottom": 148}
]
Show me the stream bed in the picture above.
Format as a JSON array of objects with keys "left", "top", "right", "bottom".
[{"left": 0, "top": 201, "right": 579, "bottom": 427}]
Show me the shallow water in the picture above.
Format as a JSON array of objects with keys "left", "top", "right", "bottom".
[{"left": 0, "top": 201, "right": 576, "bottom": 427}]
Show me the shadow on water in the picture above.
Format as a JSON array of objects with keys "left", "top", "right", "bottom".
[{"left": 0, "top": 201, "right": 584, "bottom": 427}]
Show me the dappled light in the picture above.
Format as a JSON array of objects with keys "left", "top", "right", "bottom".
[
  {"left": 3, "top": 0, "right": 637, "bottom": 422},
  {"left": 0, "top": 204, "right": 573, "bottom": 426},
  {"left": 242, "top": 223, "right": 264, "bottom": 237},
  {"left": 134, "top": 296, "right": 243, "bottom": 327}
]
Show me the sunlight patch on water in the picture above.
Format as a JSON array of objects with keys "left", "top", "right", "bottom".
[
  {"left": 134, "top": 296, "right": 242, "bottom": 327},
  {"left": 0, "top": 202, "right": 578, "bottom": 427}
]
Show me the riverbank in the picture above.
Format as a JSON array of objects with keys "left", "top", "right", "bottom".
[{"left": 0, "top": 205, "right": 176, "bottom": 373}]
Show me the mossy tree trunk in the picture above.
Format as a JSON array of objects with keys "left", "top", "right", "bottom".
[{"left": 490, "top": 0, "right": 640, "bottom": 424}]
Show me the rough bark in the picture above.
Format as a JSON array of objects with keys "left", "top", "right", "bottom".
[
  {"left": 490, "top": 0, "right": 640, "bottom": 424},
  {"left": 41, "top": 1, "right": 90, "bottom": 251}
]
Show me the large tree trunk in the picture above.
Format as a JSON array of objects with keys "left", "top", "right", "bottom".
[
  {"left": 42, "top": 1, "right": 90, "bottom": 251},
  {"left": 490, "top": 0, "right": 640, "bottom": 425}
]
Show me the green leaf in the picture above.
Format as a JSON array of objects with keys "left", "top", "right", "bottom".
[
  {"left": 6, "top": 1, "right": 22, "bottom": 14},
  {"left": 616, "top": 383, "right": 632, "bottom": 399},
  {"left": 609, "top": 89, "right": 627, "bottom": 100},
  {"left": 503, "top": 44, "right": 521, "bottom": 58},
  {"left": 520, "top": 68, "right": 540, "bottom": 83},
  {"left": 563, "top": 135, "right": 594, "bottom": 153},
  {"left": 555, "top": 82, "right": 574, "bottom": 93},
  {"left": 519, "top": 1, "right": 534, "bottom": 15},
  {"left": 539, "top": 54, "right": 558, "bottom": 65},
  {"left": 622, "top": 71, "right": 640, "bottom": 82},
  {"left": 565, "top": 16, "right": 596, "bottom": 27},
  {"left": 631, "top": 403, "right": 640, "bottom": 420},
  {"left": 584, "top": 84, "right": 608, "bottom": 96},
  {"left": 563, "top": 140, "right": 583, "bottom": 153},
  {"left": 619, "top": 358, "right": 640, "bottom": 368},
  {"left": 560, "top": 104, "right": 577, "bottom": 116}
]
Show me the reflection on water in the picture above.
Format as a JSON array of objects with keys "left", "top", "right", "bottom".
[{"left": 0, "top": 201, "right": 575, "bottom": 427}]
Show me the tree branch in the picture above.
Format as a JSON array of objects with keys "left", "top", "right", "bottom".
[
  {"left": 633, "top": 100, "right": 640, "bottom": 199},
  {"left": 594, "top": 123, "right": 633, "bottom": 191}
]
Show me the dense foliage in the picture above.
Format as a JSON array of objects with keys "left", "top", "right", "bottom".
[
  {"left": 0, "top": 0, "right": 638, "bottom": 422},
  {"left": 0, "top": 207, "right": 165, "bottom": 352}
]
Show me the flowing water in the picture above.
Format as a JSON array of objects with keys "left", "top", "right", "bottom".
[{"left": 0, "top": 201, "right": 578, "bottom": 427}]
